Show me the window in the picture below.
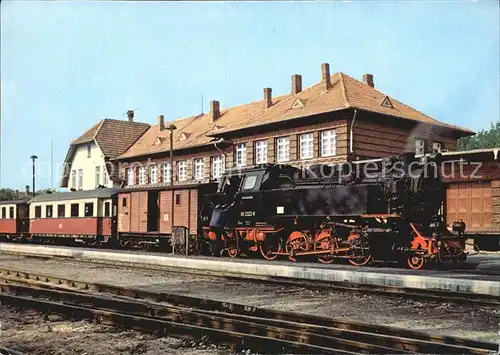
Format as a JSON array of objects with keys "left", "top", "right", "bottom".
[
  {"left": 46, "top": 205, "right": 53, "bottom": 218},
  {"left": 87, "top": 144, "right": 92, "bottom": 158},
  {"left": 78, "top": 169, "right": 83, "bottom": 190},
  {"left": 178, "top": 161, "right": 187, "bottom": 181},
  {"left": 104, "top": 202, "right": 111, "bottom": 217},
  {"left": 1, "top": 207, "right": 6, "bottom": 219},
  {"left": 242, "top": 175, "right": 257, "bottom": 190},
  {"left": 432, "top": 142, "right": 442, "bottom": 153},
  {"left": 84, "top": 202, "right": 94, "bottom": 217},
  {"left": 9, "top": 207, "right": 14, "bottom": 219},
  {"left": 175, "top": 193, "right": 181, "bottom": 206},
  {"left": 103, "top": 167, "right": 109, "bottom": 186},
  {"left": 320, "top": 130, "right": 336, "bottom": 157},
  {"left": 276, "top": 137, "right": 290, "bottom": 162},
  {"left": 35, "top": 206, "right": 42, "bottom": 218},
  {"left": 415, "top": 139, "right": 425, "bottom": 155},
  {"left": 255, "top": 140, "right": 268, "bottom": 164},
  {"left": 127, "top": 168, "right": 135, "bottom": 186},
  {"left": 70, "top": 203, "right": 79, "bottom": 217},
  {"left": 194, "top": 158, "right": 204, "bottom": 180},
  {"left": 163, "top": 162, "right": 171, "bottom": 183},
  {"left": 138, "top": 167, "right": 146, "bottom": 185},
  {"left": 95, "top": 166, "right": 101, "bottom": 187},
  {"left": 150, "top": 165, "right": 158, "bottom": 184},
  {"left": 57, "top": 204, "right": 66, "bottom": 218},
  {"left": 211, "top": 156, "right": 224, "bottom": 179},
  {"left": 122, "top": 197, "right": 127, "bottom": 207},
  {"left": 300, "top": 133, "right": 314, "bottom": 159},
  {"left": 71, "top": 170, "right": 76, "bottom": 189},
  {"left": 235, "top": 143, "right": 247, "bottom": 167}
]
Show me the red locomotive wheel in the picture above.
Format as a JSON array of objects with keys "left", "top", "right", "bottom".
[
  {"left": 228, "top": 246, "right": 239, "bottom": 258},
  {"left": 407, "top": 254, "right": 425, "bottom": 270},
  {"left": 285, "top": 231, "right": 309, "bottom": 262},
  {"left": 259, "top": 242, "right": 282, "bottom": 260},
  {"left": 348, "top": 254, "right": 372, "bottom": 267}
]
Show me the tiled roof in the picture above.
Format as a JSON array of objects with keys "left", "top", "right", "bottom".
[
  {"left": 117, "top": 72, "right": 473, "bottom": 160},
  {"left": 71, "top": 119, "right": 150, "bottom": 158}
]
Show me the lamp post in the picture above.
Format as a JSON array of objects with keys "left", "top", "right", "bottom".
[
  {"left": 30, "top": 155, "right": 38, "bottom": 197},
  {"left": 165, "top": 124, "right": 177, "bottom": 186}
]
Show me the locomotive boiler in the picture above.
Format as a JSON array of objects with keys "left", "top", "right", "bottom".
[{"left": 202, "top": 153, "right": 467, "bottom": 269}]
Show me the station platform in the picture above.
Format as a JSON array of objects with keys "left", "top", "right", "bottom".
[{"left": 0, "top": 243, "right": 498, "bottom": 297}]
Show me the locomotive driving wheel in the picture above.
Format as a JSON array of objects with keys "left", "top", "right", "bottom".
[
  {"left": 285, "top": 231, "right": 309, "bottom": 262},
  {"left": 259, "top": 241, "right": 282, "bottom": 260},
  {"left": 228, "top": 246, "right": 239, "bottom": 258},
  {"left": 314, "top": 232, "right": 335, "bottom": 264},
  {"left": 407, "top": 253, "right": 426, "bottom": 270},
  {"left": 348, "top": 254, "right": 372, "bottom": 266}
]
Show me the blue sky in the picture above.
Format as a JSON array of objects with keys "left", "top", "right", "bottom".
[{"left": 1, "top": 1, "right": 499, "bottom": 190}]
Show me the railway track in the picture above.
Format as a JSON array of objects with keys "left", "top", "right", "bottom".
[
  {"left": 0, "top": 268, "right": 497, "bottom": 354},
  {"left": 2, "top": 251, "right": 499, "bottom": 307}
]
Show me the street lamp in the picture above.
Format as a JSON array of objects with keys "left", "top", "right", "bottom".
[
  {"left": 165, "top": 124, "right": 177, "bottom": 186},
  {"left": 30, "top": 155, "right": 38, "bottom": 197}
]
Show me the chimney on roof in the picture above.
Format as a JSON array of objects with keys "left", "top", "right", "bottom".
[
  {"left": 210, "top": 100, "right": 220, "bottom": 122},
  {"left": 158, "top": 115, "right": 165, "bottom": 130},
  {"left": 127, "top": 110, "right": 134, "bottom": 122},
  {"left": 263, "top": 88, "right": 272, "bottom": 109},
  {"left": 25, "top": 185, "right": 30, "bottom": 196},
  {"left": 291, "top": 74, "right": 302, "bottom": 94},
  {"left": 321, "top": 63, "right": 332, "bottom": 90},
  {"left": 362, "top": 74, "right": 374, "bottom": 88}
]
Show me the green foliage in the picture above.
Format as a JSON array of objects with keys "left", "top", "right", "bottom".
[
  {"left": 457, "top": 120, "right": 500, "bottom": 151},
  {"left": 0, "top": 188, "right": 20, "bottom": 200}
]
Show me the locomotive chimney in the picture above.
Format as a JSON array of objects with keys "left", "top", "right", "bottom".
[
  {"left": 158, "top": 115, "right": 165, "bottom": 131},
  {"left": 210, "top": 100, "right": 220, "bottom": 122},
  {"left": 321, "top": 63, "right": 332, "bottom": 90},
  {"left": 127, "top": 110, "right": 134, "bottom": 122},
  {"left": 263, "top": 88, "right": 272, "bottom": 109},
  {"left": 362, "top": 74, "right": 374, "bottom": 88},
  {"left": 291, "top": 74, "right": 302, "bottom": 94}
]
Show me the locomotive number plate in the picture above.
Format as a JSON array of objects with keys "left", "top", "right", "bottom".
[{"left": 241, "top": 211, "right": 255, "bottom": 217}]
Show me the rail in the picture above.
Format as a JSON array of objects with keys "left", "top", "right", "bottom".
[{"left": 0, "top": 268, "right": 497, "bottom": 354}]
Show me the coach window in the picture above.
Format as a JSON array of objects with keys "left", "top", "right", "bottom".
[
  {"left": 58, "top": 205, "right": 66, "bottom": 218},
  {"left": 35, "top": 206, "right": 42, "bottom": 218},
  {"left": 175, "top": 193, "right": 181, "bottom": 206},
  {"left": 84, "top": 202, "right": 94, "bottom": 217},
  {"left": 46, "top": 205, "right": 53, "bottom": 218},
  {"left": 104, "top": 202, "right": 111, "bottom": 217},
  {"left": 1, "top": 207, "right": 6, "bottom": 219},
  {"left": 9, "top": 207, "right": 14, "bottom": 219},
  {"left": 70, "top": 203, "right": 79, "bottom": 217}
]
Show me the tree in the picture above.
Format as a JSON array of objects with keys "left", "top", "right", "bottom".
[
  {"left": 0, "top": 188, "right": 19, "bottom": 200},
  {"left": 457, "top": 120, "right": 500, "bottom": 151}
]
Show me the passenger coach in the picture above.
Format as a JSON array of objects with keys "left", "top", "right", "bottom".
[{"left": 0, "top": 199, "right": 29, "bottom": 239}]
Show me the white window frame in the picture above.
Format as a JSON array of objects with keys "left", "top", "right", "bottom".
[
  {"left": 320, "top": 130, "right": 337, "bottom": 157},
  {"left": 78, "top": 169, "right": 83, "bottom": 190},
  {"left": 211, "top": 156, "right": 224, "bottom": 179},
  {"left": 163, "top": 162, "right": 171, "bottom": 183},
  {"left": 71, "top": 170, "right": 76, "bottom": 189},
  {"left": 138, "top": 167, "right": 146, "bottom": 185},
  {"left": 95, "top": 166, "right": 101, "bottom": 187},
  {"left": 235, "top": 143, "right": 247, "bottom": 167},
  {"left": 103, "top": 167, "right": 108, "bottom": 186},
  {"left": 194, "top": 158, "right": 204, "bottom": 180},
  {"left": 178, "top": 161, "right": 187, "bottom": 182},
  {"left": 415, "top": 139, "right": 425, "bottom": 156},
  {"left": 150, "top": 165, "right": 158, "bottom": 184},
  {"left": 127, "top": 168, "right": 135, "bottom": 186},
  {"left": 432, "top": 142, "right": 442, "bottom": 153},
  {"left": 276, "top": 136, "right": 290, "bottom": 162},
  {"left": 255, "top": 140, "right": 268, "bottom": 164},
  {"left": 300, "top": 133, "right": 314, "bottom": 159}
]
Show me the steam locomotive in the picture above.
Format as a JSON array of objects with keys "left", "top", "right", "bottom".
[{"left": 201, "top": 153, "right": 467, "bottom": 269}]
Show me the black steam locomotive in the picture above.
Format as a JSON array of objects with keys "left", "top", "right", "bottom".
[{"left": 201, "top": 153, "right": 467, "bottom": 269}]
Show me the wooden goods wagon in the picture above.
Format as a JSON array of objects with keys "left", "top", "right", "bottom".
[
  {"left": 442, "top": 149, "right": 500, "bottom": 250},
  {"left": 0, "top": 199, "right": 29, "bottom": 238},
  {"left": 117, "top": 183, "right": 217, "bottom": 245},
  {"left": 29, "top": 188, "right": 120, "bottom": 242}
]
